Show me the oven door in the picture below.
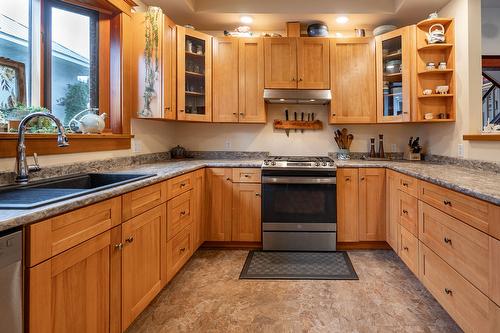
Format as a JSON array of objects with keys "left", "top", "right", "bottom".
[{"left": 262, "top": 175, "right": 336, "bottom": 227}]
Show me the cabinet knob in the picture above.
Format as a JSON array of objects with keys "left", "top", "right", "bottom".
[
  {"left": 345, "top": 177, "right": 350, "bottom": 181},
  {"left": 180, "top": 109, "right": 184, "bottom": 113},
  {"left": 360, "top": 177, "right": 365, "bottom": 181},
  {"left": 332, "top": 113, "right": 336, "bottom": 116},
  {"left": 443, "top": 200, "right": 452, "bottom": 206},
  {"left": 444, "top": 237, "right": 452, "bottom": 245},
  {"left": 180, "top": 210, "right": 186, "bottom": 216},
  {"left": 125, "top": 237, "right": 134, "bottom": 243},
  {"left": 298, "top": 78, "right": 303, "bottom": 82},
  {"left": 114, "top": 243, "right": 123, "bottom": 251},
  {"left": 255, "top": 193, "right": 261, "bottom": 197},
  {"left": 291, "top": 77, "right": 296, "bottom": 81},
  {"left": 402, "top": 209, "right": 408, "bottom": 215},
  {"left": 239, "top": 112, "right": 244, "bottom": 116},
  {"left": 165, "top": 107, "right": 170, "bottom": 111},
  {"left": 233, "top": 112, "right": 237, "bottom": 115},
  {"left": 179, "top": 247, "right": 186, "bottom": 253},
  {"left": 444, "top": 288, "right": 453, "bottom": 295},
  {"left": 180, "top": 183, "right": 186, "bottom": 187},
  {"left": 226, "top": 177, "right": 231, "bottom": 181},
  {"left": 402, "top": 182, "right": 409, "bottom": 187},
  {"left": 403, "top": 246, "right": 409, "bottom": 251}
]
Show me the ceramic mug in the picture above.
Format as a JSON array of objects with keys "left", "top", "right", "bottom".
[
  {"left": 435, "top": 85, "right": 450, "bottom": 94},
  {"left": 424, "top": 113, "right": 434, "bottom": 120},
  {"left": 423, "top": 89, "right": 433, "bottom": 95},
  {"left": 426, "top": 62, "right": 436, "bottom": 70},
  {"left": 438, "top": 62, "right": 447, "bottom": 70}
]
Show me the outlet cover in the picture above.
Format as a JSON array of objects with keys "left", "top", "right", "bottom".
[
  {"left": 132, "top": 140, "right": 142, "bottom": 153},
  {"left": 457, "top": 143, "right": 464, "bottom": 158},
  {"left": 224, "top": 139, "right": 231, "bottom": 149},
  {"left": 390, "top": 144, "right": 397, "bottom": 153}
]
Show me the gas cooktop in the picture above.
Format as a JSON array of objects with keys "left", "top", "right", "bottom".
[{"left": 262, "top": 156, "right": 335, "bottom": 170}]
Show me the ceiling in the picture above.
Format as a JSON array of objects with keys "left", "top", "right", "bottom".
[{"left": 143, "top": 0, "right": 452, "bottom": 32}]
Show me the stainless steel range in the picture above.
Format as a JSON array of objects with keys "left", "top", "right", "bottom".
[{"left": 261, "top": 156, "right": 337, "bottom": 251}]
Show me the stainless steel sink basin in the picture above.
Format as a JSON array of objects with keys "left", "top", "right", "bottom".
[{"left": 0, "top": 173, "right": 156, "bottom": 209}]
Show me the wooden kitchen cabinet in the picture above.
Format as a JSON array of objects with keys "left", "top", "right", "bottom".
[
  {"left": 206, "top": 168, "right": 233, "bottom": 241},
  {"left": 329, "top": 38, "right": 376, "bottom": 124},
  {"left": 386, "top": 170, "right": 400, "bottom": 251},
  {"left": 376, "top": 26, "right": 413, "bottom": 123},
  {"left": 238, "top": 38, "right": 266, "bottom": 123},
  {"left": 177, "top": 26, "right": 212, "bottom": 122},
  {"left": 213, "top": 37, "right": 239, "bottom": 122},
  {"left": 264, "top": 37, "right": 297, "bottom": 88},
  {"left": 358, "top": 168, "right": 386, "bottom": 241},
  {"left": 28, "top": 227, "right": 122, "bottom": 333},
  {"left": 337, "top": 168, "right": 360, "bottom": 242},
  {"left": 121, "top": 204, "right": 167, "bottom": 331},
  {"left": 163, "top": 15, "right": 177, "bottom": 120},
  {"left": 296, "top": 38, "right": 330, "bottom": 89},
  {"left": 192, "top": 168, "right": 206, "bottom": 250},
  {"left": 232, "top": 183, "right": 262, "bottom": 242}
]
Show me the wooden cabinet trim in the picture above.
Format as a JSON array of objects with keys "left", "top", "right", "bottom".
[
  {"left": 167, "top": 189, "right": 194, "bottom": 240},
  {"left": 337, "top": 168, "right": 359, "bottom": 242},
  {"left": 167, "top": 172, "right": 194, "bottom": 200},
  {"left": 399, "top": 190, "right": 418, "bottom": 236},
  {"left": 122, "top": 182, "right": 167, "bottom": 221},
  {"left": 167, "top": 224, "right": 193, "bottom": 281}
]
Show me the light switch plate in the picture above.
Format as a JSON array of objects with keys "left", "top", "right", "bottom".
[
  {"left": 457, "top": 143, "right": 464, "bottom": 158},
  {"left": 224, "top": 139, "right": 231, "bottom": 149}
]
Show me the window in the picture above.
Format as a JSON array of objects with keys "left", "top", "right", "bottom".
[{"left": 43, "top": 0, "right": 99, "bottom": 125}]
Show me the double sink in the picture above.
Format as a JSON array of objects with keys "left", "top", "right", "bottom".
[{"left": 0, "top": 173, "right": 155, "bottom": 209}]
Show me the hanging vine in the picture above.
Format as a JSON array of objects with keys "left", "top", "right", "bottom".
[{"left": 140, "top": 6, "right": 161, "bottom": 117}]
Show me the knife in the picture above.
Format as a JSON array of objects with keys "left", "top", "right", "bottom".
[
  {"left": 294, "top": 112, "right": 297, "bottom": 132},
  {"left": 301, "top": 112, "right": 304, "bottom": 133},
  {"left": 311, "top": 113, "right": 315, "bottom": 121},
  {"left": 285, "top": 109, "right": 290, "bottom": 137}
]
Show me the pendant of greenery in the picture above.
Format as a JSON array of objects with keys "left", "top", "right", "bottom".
[{"left": 141, "top": 6, "right": 161, "bottom": 118}]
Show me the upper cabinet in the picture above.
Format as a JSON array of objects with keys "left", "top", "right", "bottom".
[
  {"left": 177, "top": 26, "right": 212, "bottom": 122},
  {"left": 376, "top": 26, "right": 413, "bottom": 123},
  {"left": 330, "top": 38, "right": 376, "bottom": 124},
  {"left": 163, "top": 16, "right": 177, "bottom": 120},
  {"left": 264, "top": 37, "right": 329, "bottom": 89},
  {"left": 212, "top": 37, "right": 266, "bottom": 123}
]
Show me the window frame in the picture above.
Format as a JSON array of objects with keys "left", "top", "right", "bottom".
[{"left": 42, "top": 0, "right": 100, "bottom": 117}]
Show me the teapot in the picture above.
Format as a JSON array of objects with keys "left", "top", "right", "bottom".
[
  {"left": 69, "top": 109, "right": 106, "bottom": 134},
  {"left": 426, "top": 24, "right": 446, "bottom": 44}
]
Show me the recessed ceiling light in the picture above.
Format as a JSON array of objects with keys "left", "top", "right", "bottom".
[
  {"left": 336, "top": 16, "right": 349, "bottom": 24},
  {"left": 279, "top": 98, "right": 285, "bottom": 102},
  {"left": 309, "top": 99, "right": 315, "bottom": 102},
  {"left": 240, "top": 16, "right": 253, "bottom": 24}
]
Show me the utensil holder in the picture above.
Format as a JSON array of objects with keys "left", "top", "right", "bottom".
[{"left": 337, "top": 149, "right": 351, "bottom": 160}]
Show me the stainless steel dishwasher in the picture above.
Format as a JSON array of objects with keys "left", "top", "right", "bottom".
[{"left": 0, "top": 230, "right": 23, "bottom": 333}]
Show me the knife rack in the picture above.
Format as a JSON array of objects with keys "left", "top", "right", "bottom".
[{"left": 273, "top": 120, "right": 323, "bottom": 130}]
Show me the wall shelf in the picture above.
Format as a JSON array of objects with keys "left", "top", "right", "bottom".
[
  {"left": 418, "top": 69, "right": 454, "bottom": 75},
  {"left": 418, "top": 94, "right": 454, "bottom": 98},
  {"left": 416, "top": 18, "right": 454, "bottom": 28},
  {"left": 273, "top": 120, "right": 323, "bottom": 130},
  {"left": 417, "top": 43, "right": 453, "bottom": 51}
]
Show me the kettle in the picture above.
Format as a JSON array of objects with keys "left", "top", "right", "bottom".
[
  {"left": 170, "top": 145, "right": 187, "bottom": 159},
  {"left": 69, "top": 109, "right": 106, "bottom": 134},
  {"left": 426, "top": 24, "right": 446, "bottom": 44}
]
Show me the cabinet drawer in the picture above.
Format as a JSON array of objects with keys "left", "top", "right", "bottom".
[
  {"left": 167, "top": 190, "right": 194, "bottom": 240},
  {"left": 122, "top": 182, "right": 167, "bottom": 220},
  {"left": 398, "top": 173, "right": 418, "bottom": 197},
  {"left": 419, "top": 243, "right": 499, "bottom": 333},
  {"left": 167, "top": 173, "right": 194, "bottom": 200},
  {"left": 167, "top": 224, "right": 193, "bottom": 281},
  {"left": 232, "top": 168, "right": 261, "bottom": 183},
  {"left": 418, "top": 201, "right": 491, "bottom": 297},
  {"left": 27, "top": 197, "right": 121, "bottom": 267},
  {"left": 399, "top": 190, "right": 418, "bottom": 236},
  {"left": 398, "top": 226, "right": 418, "bottom": 275},
  {"left": 419, "top": 180, "right": 493, "bottom": 235}
]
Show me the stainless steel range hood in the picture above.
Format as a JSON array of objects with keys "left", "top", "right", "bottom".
[{"left": 263, "top": 89, "right": 331, "bottom": 105}]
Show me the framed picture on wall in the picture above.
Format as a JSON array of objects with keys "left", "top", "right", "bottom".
[{"left": 0, "top": 57, "right": 26, "bottom": 109}]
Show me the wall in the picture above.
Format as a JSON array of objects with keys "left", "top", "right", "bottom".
[
  {"left": 170, "top": 105, "right": 426, "bottom": 156},
  {"left": 482, "top": 7, "right": 500, "bottom": 55},
  {"left": 0, "top": 118, "right": 176, "bottom": 171}
]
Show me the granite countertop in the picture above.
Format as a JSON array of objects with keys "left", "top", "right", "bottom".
[{"left": 0, "top": 158, "right": 499, "bottom": 232}]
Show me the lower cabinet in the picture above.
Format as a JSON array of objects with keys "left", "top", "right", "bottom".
[
  {"left": 121, "top": 204, "right": 167, "bottom": 331},
  {"left": 192, "top": 168, "right": 206, "bottom": 250},
  {"left": 386, "top": 170, "right": 399, "bottom": 251},
  {"left": 337, "top": 168, "right": 385, "bottom": 242},
  {"left": 232, "top": 183, "right": 261, "bottom": 242},
  {"left": 28, "top": 227, "right": 122, "bottom": 333},
  {"left": 398, "top": 226, "right": 418, "bottom": 275},
  {"left": 206, "top": 168, "right": 233, "bottom": 241},
  {"left": 167, "top": 224, "right": 194, "bottom": 281}
]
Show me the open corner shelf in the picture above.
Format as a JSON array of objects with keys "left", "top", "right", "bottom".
[
  {"left": 417, "top": 43, "right": 453, "bottom": 51},
  {"left": 416, "top": 18, "right": 454, "bottom": 28},
  {"left": 417, "top": 69, "right": 454, "bottom": 75},
  {"left": 418, "top": 94, "right": 454, "bottom": 98}
]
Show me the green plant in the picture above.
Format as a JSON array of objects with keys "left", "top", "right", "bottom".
[
  {"left": 57, "top": 81, "right": 89, "bottom": 124},
  {"left": 141, "top": 6, "right": 161, "bottom": 117}
]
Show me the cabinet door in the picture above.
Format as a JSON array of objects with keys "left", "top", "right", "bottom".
[
  {"left": 213, "top": 37, "right": 239, "bottom": 122},
  {"left": 177, "top": 26, "right": 212, "bottom": 122},
  {"left": 386, "top": 170, "right": 400, "bottom": 251},
  {"left": 121, "top": 204, "right": 167, "bottom": 330},
  {"left": 297, "top": 38, "right": 329, "bottom": 89},
  {"left": 239, "top": 38, "right": 266, "bottom": 123},
  {"left": 206, "top": 168, "right": 233, "bottom": 241},
  {"left": 29, "top": 228, "right": 122, "bottom": 333},
  {"left": 359, "top": 168, "right": 386, "bottom": 241},
  {"left": 192, "top": 168, "right": 206, "bottom": 249},
  {"left": 163, "top": 15, "right": 177, "bottom": 120},
  {"left": 232, "top": 183, "right": 261, "bottom": 242},
  {"left": 376, "top": 26, "right": 412, "bottom": 123},
  {"left": 337, "top": 168, "right": 359, "bottom": 242},
  {"left": 330, "top": 38, "right": 376, "bottom": 123},
  {"left": 264, "top": 37, "right": 297, "bottom": 88}
]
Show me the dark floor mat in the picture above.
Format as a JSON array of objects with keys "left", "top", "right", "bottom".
[{"left": 239, "top": 251, "right": 358, "bottom": 280}]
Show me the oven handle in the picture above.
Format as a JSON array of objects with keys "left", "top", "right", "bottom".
[{"left": 262, "top": 176, "right": 336, "bottom": 184}]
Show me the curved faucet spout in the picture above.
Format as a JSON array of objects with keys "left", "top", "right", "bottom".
[{"left": 15, "top": 112, "right": 69, "bottom": 183}]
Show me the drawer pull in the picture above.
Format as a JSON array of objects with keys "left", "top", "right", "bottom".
[
  {"left": 255, "top": 193, "right": 260, "bottom": 197},
  {"left": 180, "top": 210, "right": 187, "bottom": 216},
  {"left": 114, "top": 243, "right": 123, "bottom": 251},
  {"left": 360, "top": 177, "right": 365, "bottom": 181},
  {"left": 402, "top": 209, "right": 408, "bottom": 215},
  {"left": 403, "top": 246, "right": 409, "bottom": 251},
  {"left": 444, "top": 288, "right": 453, "bottom": 295},
  {"left": 180, "top": 183, "right": 186, "bottom": 188},
  {"left": 226, "top": 177, "right": 231, "bottom": 181},
  {"left": 345, "top": 177, "right": 350, "bottom": 181},
  {"left": 125, "top": 237, "right": 134, "bottom": 243},
  {"left": 179, "top": 247, "right": 186, "bottom": 253},
  {"left": 244, "top": 174, "right": 250, "bottom": 178},
  {"left": 402, "top": 182, "right": 409, "bottom": 187},
  {"left": 444, "top": 237, "right": 452, "bottom": 245},
  {"left": 443, "top": 200, "right": 452, "bottom": 206}
]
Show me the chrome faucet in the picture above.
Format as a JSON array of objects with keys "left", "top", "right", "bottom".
[{"left": 15, "top": 112, "right": 69, "bottom": 183}]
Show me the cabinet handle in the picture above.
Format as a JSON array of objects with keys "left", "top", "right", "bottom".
[
  {"left": 125, "top": 237, "right": 134, "bottom": 243},
  {"left": 226, "top": 177, "right": 231, "bottom": 181},
  {"left": 255, "top": 193, "right": 261, "bottom": 197},
  {"left": 345, "top": 177, "right": 350, "bottom": 181},
  {"left": 244, "top": 174, "right": 250, "bottom": 178},
  {"left": 114, "top": 243, "right": 123, "bottom": 251},
  {"left": 180, "top": 109, "right": 184, "bottom": 113},
  {"left": 403, "top": 246, "right": 409, "bottom": 251},
  {"left": 444, "top": 237, "right": 452, "bottom": 245},
  {"left": 402, "top": 182, "right": 409, "bottom": 187},
  {"left": 402, "top": 209, "right": 408, "bottom": 215},
  {"left": 180, "top": 247, "right": 186, "bottom": 253},
  {"left": 443, "top": 200, "right": 452, "bottom": 206},
  {"left": 232, "top": 112, "right": 237, "bottom": 115},
  {"left": 239, "top": 112, "right": 244, "bottom": 116},
  {"left": 444, "top": 288, "right": 453, "bottom": 295},
  {"left": 298, "top": 78, "right": 303, "bottom": 82},
  {"left": 180, "top": 183, "right": 186, "bottom": 187},
  {"left": 360, "top": 177, "right": 365, "bottom": 181},
  {"left": 180, "top": 210, "right": 186, "bottom": 216},
  {"left": 332, "top": 113, "right": 336, "bottom": 116},
  {"left": 165, "top": 107, "right": 170, "bottom": 111},
  {"left": 291, "top": 77, "right": 296, "bottom": 81}
]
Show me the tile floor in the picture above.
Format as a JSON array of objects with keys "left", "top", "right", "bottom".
[{"left": 126, "top": 249, "right": 462, "bottom": 333}]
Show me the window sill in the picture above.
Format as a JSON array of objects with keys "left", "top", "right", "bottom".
[
  {"left": 0, "top": 133, "right": 133, "bottom": 158},
  {"left": 463, "top": 134, "right": 500, "bottom": 141}
]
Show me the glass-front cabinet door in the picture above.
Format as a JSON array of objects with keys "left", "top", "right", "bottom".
[
  {"left": 376, "top": 26, "right": 412, "bottom": 122},
  {"left": 177, "top": 26, "right": 212, "bottom": 122}
]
